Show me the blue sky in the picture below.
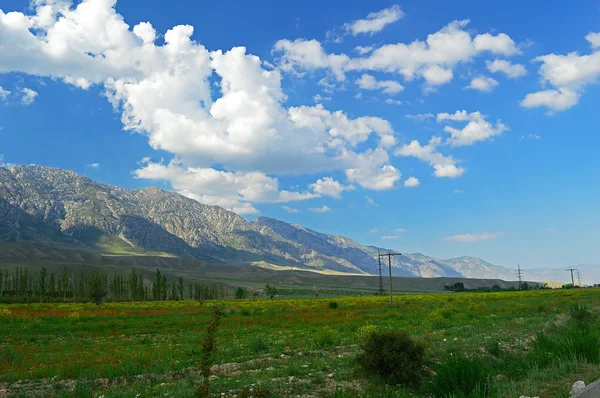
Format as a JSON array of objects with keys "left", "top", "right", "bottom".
[{"left": 0, "top": 0, "right": 599, "bottom": 269}]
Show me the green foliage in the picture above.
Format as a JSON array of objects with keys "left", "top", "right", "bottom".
[
  {"left": 198, "top": 306, "right": 223, "bottom": 398},
  {"left": 357, "top": 330, "right": 425, "bottom": 388},
  {"left": 235, "top": 287, "right": 246, "bottom": 300},
  {"left": 314, "top": 326, "right": 337, "bottom": 349},
  {"left": 264, "top": 284, "right": 277, "bottom": 299},
  {"left": 248, "top": 335, "right": 269, "bottom": 354},
  {"left": 328, "top": 301, "right": 339, "bottom": 309},
  {"left": 429, "top": 353, "right": 492, "bottom": 397},
  {"left": 356, "top": 324, "right": 378, "bottom": 345},
  {"left": 569, "top": 304, "right": 598, "bottom": 324},
  {"left": 88, "top": 274, "right": 107, "bottom": 306}
]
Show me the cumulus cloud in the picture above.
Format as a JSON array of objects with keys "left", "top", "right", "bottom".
[
  {"left": 396, "top": 137, "right": 465, "bottom": 178},
  {"left": 355, "top": 74, "right": 404, "bottom": 94},
  {"left": 443, "top": 232, "right": 503, "bottom": 242},
  {"left": 282, "top": 206, "right": 299, "bottom": 213},
  {"left": 134, "top": 160, "right": 319, "bottom": 214},
  {"left": 344, "top": 5, "right": 404, "bottom": 36},
  {"left": 465, "top": 76, "right": 499, "bottom": 92},
  {"left": 437, "top": 110, "right": 508, "bottom": 146},
  {"left": 486, "top": 59, "right": 527, "bottom": 78},
  {"left": 522, "top": 33, "right": 600, "bottom": 112},
  {"left": 310, "top": 176, "right": 354, "bottom": 198},
  {"left": 384, "top": 99, "right": 402, "bottom": 105},
  {"left": 344, "top": 148, "right": 401, "bottom": 190},
  {"left": 586, "top": 32, "right": 600, "bottom": 48},
  {"left": 0, "top": 0, "right": 410, "bottom": 213},
  {"left": 309, "top": 205, "right": 331, "bottom": 213},
  {"left": 404, "top": 176, "right": 420, "bottom": 187},
  {"left": 274, "top": 20, "right": 519, "bottom": 86},
  {"left": 0, "top": 86, "right": 10, "bottom": 100},
  {"left": 381, "top": 235, "right": 400, "bottom": 240},
  {"left": 87, "top": 163, "right": 100, "bottom": 168},
  {"left": 21, "top": 88, "right": 37, "bottom": 105}
]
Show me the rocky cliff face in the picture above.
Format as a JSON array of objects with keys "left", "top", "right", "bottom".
[{"left": 4, "top": 165, "right": 580, "bottom": 282}]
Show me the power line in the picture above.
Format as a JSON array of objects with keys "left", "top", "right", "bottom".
[
  {"left": 378, "top": 252, "right": 402, "bottom": 305},
  {"left": 377, "top": 251, "right": 385, "bottom": 296},
  {"left": 567, "top": 268, "right": 578, "bottom": 287}
]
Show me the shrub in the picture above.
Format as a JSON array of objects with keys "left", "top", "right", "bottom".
[
  {"left": 328, "top": 301, "right": 339, "bottom": 309},
  {"left": 198, "top": 306, "right": 223, "bottom": 398},
  {"left": 569, "top": 304, "right": 598, "bottom": 325},
  {"left": 249, "top": 336, "right": 269, "bottom": 354},
  {"left": 356, "top": 324, "right": 378, "bottom": 345},
  {"left": 430, "top": 353, "right": 492, "bottom": 397},
  {"left": 314, "top": 326, "right": 337, "bottom": 349},
  {"left": 356, "top": 330, "right": 425, "bottom": 387}
]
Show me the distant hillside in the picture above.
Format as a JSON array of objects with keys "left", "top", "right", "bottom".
[{"left": 0, "top": 165, "right": 596, "bottom": 283}]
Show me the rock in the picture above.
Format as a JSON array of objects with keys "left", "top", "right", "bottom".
[
  {"left": 289, "top": 376, "right": 297, "bottom": 383},
  {"left": 571, "top": 381, "right": 586, "bottom": 396}
]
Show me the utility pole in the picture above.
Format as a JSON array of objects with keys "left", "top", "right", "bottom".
[
  {"left": 516, "top": 264, "right": 523, "bottom": 290},
  {"left": 577, "top": 270, "right": 582, "bottom": 287},
  {"left": 377, "top": 251, "right": 385, "bottom": 296},
  {"left": 378, "top": 252, "right": 402, "bottom": 305},
  {"left": 567, "top": 268, "right": 578, "bottom": 287}
]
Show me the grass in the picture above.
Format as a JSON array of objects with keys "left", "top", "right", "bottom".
[{"left": 0, "top": 289, "right": 599, "bottom": 397}]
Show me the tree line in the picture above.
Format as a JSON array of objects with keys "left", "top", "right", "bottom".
[{"left": 0, "top": 266, "right": 229, "bottom": 304}]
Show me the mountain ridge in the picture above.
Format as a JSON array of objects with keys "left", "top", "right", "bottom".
[{"left": 0, "top": 165, "right": 597, "bottom": 284}]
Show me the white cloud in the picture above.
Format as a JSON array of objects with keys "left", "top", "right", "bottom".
[
  {"left": 0, "top": 86, "right": 10, "bottom": 100},
  {"left": 369, "top": 228, "right": 378, "bottom": 233},
  {"left": 473, "top": 33, "right": 520, "bottom": 55},
  {"left": 345, "top": 5, "right": 404, "bottom": 36},
  {"left": 274, "top": 20, "right": 519, "bottom": 86},
  {"left": 87, "top": 163, "right": 100, "bottom": 168},
  {"left": 384, "top": 99, "right": 402, "bottom": 105},
  {"left": 521, "top": 88, "right": 580, "bottom": 112},
  {"left": 437, "top": 110, "right": 507, "bottom": 147},
  {"left": 354, "top": 45, "right": 374, "bottom": 55},
  {"left": 313, "top": 93, "right": 331, "bottom": 103},
  {"left": 406, "top": 113, "right": 434, "bottom": 121},
  {"left": 344, "top": 148, "right": 401, "bottom": 190},
  {"left": 366, "top": 196, "right": 377, "bottom": 206},
  {"left": 453, "top": 189, "right": 464, "bottom": 194},
  {"left": 486, "top": 59, "right": 527, "bottom": 78},
  {"left": 134, "top": 160, "right": 318, "bottom": 214},
  {"left": 404, "top": 176, "right": 420, "bottom": 187},
  {"left": 309, "top": 205, "right": 331, "bottom": 213},
  {"left": 355, "top": 74, "right": 404, "bottom": 94},
  {"left": 310, "top": 176, "right": 354, "bottom": 199},
  {"left": 443, "top": 232, "right": 503, "bottom": 243},
  {"left": 465, "top": 76, "right": 499, "bottom": 92},
  {"left": 282, "top": 206, "right": 299, "bottom": 213},
  {"left": 21, "top": 88, "right": 37, "bottom": 105},
  {"left": 522, "top": 34, "right": 600, "bottom": 112},
  {"left": 395, "top": 228, "right": 406, "bottom": 232},
  {"left": 396, "top": 137, "right": 466, "bottom": 178},
  {"left": 586, "top": 32, "right": 600, "bottom": 49},
  {"left": 381, "top": 235, "right": 400, "bottom": 240}
]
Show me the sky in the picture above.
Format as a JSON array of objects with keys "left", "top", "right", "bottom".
[{"left": 0, "top": 0, "right": 599, "bottom": 269}]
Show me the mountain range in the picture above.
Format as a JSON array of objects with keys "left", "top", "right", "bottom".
[{"left": 0, "top": 165, "right": 597, "bottom": 284}]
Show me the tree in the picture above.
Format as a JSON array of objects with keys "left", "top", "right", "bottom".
[
  {"left": 88, "top": 274, "right": 107, "bottom": 305},
  {"left": 235, "top": 287, "right": 246, "bottom": 300},
  {"left": 264, "top": 284, "right": 277, "bottom": 299}
]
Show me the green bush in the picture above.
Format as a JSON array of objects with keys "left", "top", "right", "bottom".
[
  {"left": 328, "top": 301, "right": 339, "bottom": 309},
  {"left": 314, "top": 326, "right": 337, "bottom": 349},
  {"left": 430, "top": 353, "right": 492, "bottom": 397},
  {"left": 248, "top": 336, "right": 269, "bottom": 354},
  {"left": 356, "top": 324, "right": 378, "bottom": 345},
  {"left": 569, "top": 304, "right": 598, "bottom": 325},
  {"left": 356, "top": 330, "right": 425, "bottom": 387}
]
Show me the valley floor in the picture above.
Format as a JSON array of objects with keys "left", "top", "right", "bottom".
[{"left": 1, "top": 289, "right": 600, "bottom": 397}]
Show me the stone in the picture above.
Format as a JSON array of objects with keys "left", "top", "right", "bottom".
[{"left": 571, "top": 381, "right": 586, "bottom": 396}]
